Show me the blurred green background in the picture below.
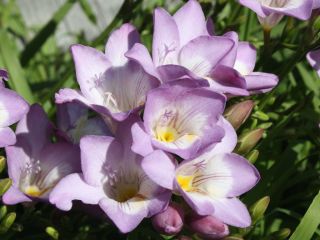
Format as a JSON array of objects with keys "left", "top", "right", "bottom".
[{"left": 1, "top": 0, "right": 320, "bottom": 239}]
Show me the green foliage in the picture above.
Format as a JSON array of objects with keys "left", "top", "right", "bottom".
[{"left": 0, "top": 0, "right": 320, "bottom": 239}]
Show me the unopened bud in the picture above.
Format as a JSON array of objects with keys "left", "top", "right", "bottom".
[
  {"left": 186, "top": 214, "right": 229, "bottom": 239},
  {"left": 0, "top": 212, "right": 16, "bottom": 234},
  {"left": 236, "top": 129, "right": 264, "bottom": 154},
  {"left": 0, "top": 206, "right": 7, "bottom": 221},
  {"left": 0, "top": 156, "right": 6, "bottom": 173},
  {"left": 152, "top": 203, "right": 184, "bottom": 236},
  {"left": 0, "top": 178, "right": 12, "bottom": 196},
  {"left": 250, "top": 196, "right": 270, "bottom": 224},
  {"left": 224, "top": 100, "right": 254, "bottom": 130},
  {"left": 246, "top": 150, "right": 259, "bottom": 164},
  {"left": 269, "top": 228, "right": 291, "bottom": 239},
  {"left": 46, "top": 226, "right": 59, "bottom": 240}
]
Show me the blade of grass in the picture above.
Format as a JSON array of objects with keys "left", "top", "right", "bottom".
[
  {"left": 79, "top": 0, "right": 97, "bottom": 24},
  {"left": 0, "top": 29, "right": 34, "bottom": 103},
  {"left": 289, "top": 190, "right": 320, "bottom": 240},
  {"left": 20, "top": 0, "right": 76, "bottom": 67}
]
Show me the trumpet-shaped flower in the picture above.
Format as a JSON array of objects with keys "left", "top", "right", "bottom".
[
  {"left": 141, "top": 144, "right": 260, "bottom": 227},
  {"left": 131, "top": 83, "right": 226, "bottom": 159},
  {"left": 307, "top": 49, "right": 320, "bottom": 77},
  {"left": 49, "top": 116, "right": 171, "bottom": 233},
  {"left": 2, "top": 105, "right": 80, "bottom": 204},
  {"left": 214, "top": 32, "right": 278, "bottom": 94},
  {"left": 0, "top": 79, "right": 29, "bottom": 147},
  {"left": 238, "top": 0, "right": 314, "bottom": 29},
  {"left": 127, "top": 0, "right": 277, "bottom": 96},
  {"left": 56, "top": 102, "right": 111, "bottom": 144},
  {"left": 126, "top": 1, "right": 242, "bottom": 94},
  {"left": 55, "top": 24, "right": 159, "bottom": 122}
]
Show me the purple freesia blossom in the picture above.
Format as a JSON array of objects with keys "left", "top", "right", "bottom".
[
  {"left": 49, "top": 116, "right": 171, "bottom": 233},
  {"left": 56, "top": 102, "right": 111, "bottom": 144},
  {"left": 128, "top": 0, "right": 278, "bottom": 96},
  {"left": 126, "top": 0, "right": 252, "bottom": 96},
  {"left": 307, "top": 49, "right": 320, "bottom": 76},
  {"left": 215, "top": 32, "right": 278, "bottom": 94},
  {"left": 141, "top": 147, "right": 260, "bottom": 228},
  {"left": 0, "top": 71, "right": 29, "bottom": 147},
  {"left": 55, "top": 24, "right": 159, "bottom": 124},
  {"left": 238, "top": 0, "right": 314, "bottom": 29},
  {"left": 131, "top": 82, "right": 227, "bottom": 159},
  {"left": 2, "top": 104, "right": 80, "bottom": 204}
]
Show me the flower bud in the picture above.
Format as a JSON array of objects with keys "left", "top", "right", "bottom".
[
  {"left": 0, "top": 178, "right": 12, "bottom": 197},
  {"left": 0, "top": 156, "right": 6, "bottom": 173},
  {"left": 236, "top": 129, "right": 264, "bottom": 155},
  {"left": 250, "top": 196, "right": 270, "bottom": 224},
  {"left": 246, "top": 150, "right": 259, "bottom": 164},
  {"left": 224, "top": 100, "right": 254, "bottom": 130},
  {"left": 269, "top": 228, "right": 291, "bottom": 239},
  {"left": 152, "top": 203, "right": 184, "bottom": 235},
  {"left": 186, "top": 214, "right": 229, "bottom": 239}
]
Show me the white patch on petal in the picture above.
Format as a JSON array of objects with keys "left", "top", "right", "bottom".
[
  {"left": 118, "top": 196, "right": 147, "bottom": 215},
  {"left": 234, "top": 61, "right": 250, "bottom": 76}
]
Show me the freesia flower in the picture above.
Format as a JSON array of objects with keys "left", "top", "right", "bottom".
[
  {"left": 307, "top": 49, "right": 320, "bottom": 76},
  {"left": 56, "top": 102, "right": 111, "bottom": 144},
  {"left": 238, "top": 0, "right": 314, "bottom": 29},
  {"left": 131, "top": 82, "right": 226, "bottom": 159},
  {"left": 141, "top": 144, "right": 260, "bottom": 227},
  {"left": 0, "top": 73, "right": 29, "bottom": 147},
  {"left": 128, "top": 0, "right": 277, "bottom": 96},
  {"left": 216, "top": 32, "right": 278, "bottom": 94},
  {"left": 126, "top": 0, "right": 252, "bottom": 95},
  {"left": 2, "top": 104, "right": 80, "bottom": 204},
  {"left": 55, "top": 23, "right": 159, "bottom": 123},
  {"left": 49, "top": 116, "right": 171, "bottom": 233}
]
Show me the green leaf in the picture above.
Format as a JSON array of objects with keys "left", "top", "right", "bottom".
[
  {"left": 289, "top": 190, "right": 320, "bottom": 240},
  {"left": 0, "top": 30, "right": 34, "bottom": 103},
  {"left": 79, "top": 0, "right": 97, "bottom": 24},
  {"left": 20, "top": 0, "right": 76, "bottom": 66}
]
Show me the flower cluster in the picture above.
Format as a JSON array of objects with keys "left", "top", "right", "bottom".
[{"left": 1, "top": 0, "right": 319, "bottom": 238}]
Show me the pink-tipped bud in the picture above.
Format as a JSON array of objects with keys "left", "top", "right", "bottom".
[
  {"left": 186, "top": 214, "right": 229, "bottom": 240},
  {"left": 224, "top": 100, "right": 254, "bottom": 130},
  {"left": 237, "top": 128, "right": 264, "bottom": 155},
  {"left": 152, "top": 203, "right": 184, "bottom": 235}
]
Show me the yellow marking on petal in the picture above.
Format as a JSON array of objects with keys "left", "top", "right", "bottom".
[
  {"left": 155, "top": 126, "right": 178, "bottom": 143},
  {"left": 176, "top": 175, "right": 194, "bottom": 192},
  {"left": 24, "top": 185, "right": 42, "bottom": 197}
]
